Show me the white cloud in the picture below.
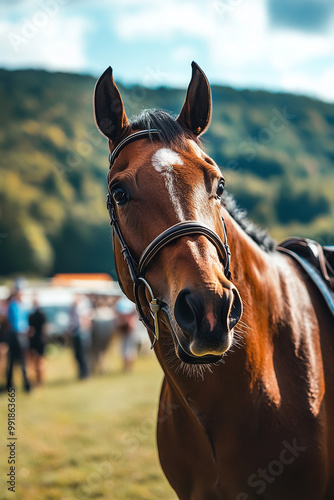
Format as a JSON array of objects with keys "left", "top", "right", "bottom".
[
  {"left": 207, "top": 0, "right": 269, "bottom": 68},
  {"left": 0, "top": 0, "right": 333, "bottom": 102},
  {"left": 171, "top": 46, "right": 195, "bottom": 64},
  {"left": 116, "top": 0, "right": 210, "bottom": 41},
  {"left": 0, "top": 12, "right": 89, "bottom": 72},
  {"left": 114, "top": 0, "right": 334, "bottom": 101},
  {"left": 317, "top": 68, "right": 334, "bottom": 102},
  {"left": 281, "top": 68, "right": 334, "bottom": 101},
  {"left": 266, "top": 30, "right": 334, "bottom": 72}
]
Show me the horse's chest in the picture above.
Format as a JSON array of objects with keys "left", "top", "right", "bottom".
[
  {"left": 206, "top": 416, "right": 328, "bottom": 500},
  {"left": 158, "top": 403, "right": 328, "bottom": 500}
]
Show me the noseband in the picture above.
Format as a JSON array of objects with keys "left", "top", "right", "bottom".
[{"left": 106, "top": 129, "right": 231, "bottom": 348}]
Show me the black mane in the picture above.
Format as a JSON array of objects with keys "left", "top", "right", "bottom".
[
  {"left": 223, "top": 192, "right": 276, "bottom": 253},
  {"left": 130, "top": 109, "right": 276, "bottom": 254}
]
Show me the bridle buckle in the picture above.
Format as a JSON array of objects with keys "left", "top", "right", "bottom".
[{"left": 138, "top": 278, "right": 161, "bottom": 348}]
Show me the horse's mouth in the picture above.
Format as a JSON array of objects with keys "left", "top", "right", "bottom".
[
  {"left": 161, "top": 306, "right": 225, "bottom": 365},
  {"left": 176, "top": 344, "right": 223, "bottom": 364}
]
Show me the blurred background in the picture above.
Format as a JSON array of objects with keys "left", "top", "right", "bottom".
[{"left": 0, "top": 0, "right": 333, "bottom": 498}]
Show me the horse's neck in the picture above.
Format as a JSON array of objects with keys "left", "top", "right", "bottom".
[
  {"left": 218, "top": 214, "right": 319, "bottom": 407},
  {"left": 228, "top": 214, "right": 284, "bottom": 338},
  {"left": 226, "top": 215, "right": 286, "bottom": 399}
]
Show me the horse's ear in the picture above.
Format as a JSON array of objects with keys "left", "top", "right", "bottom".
[
  {"left": 94, "top": 66, "right": 130, "bottom": 144},
  {"left": 176, "top": 61, "right": 212, "bottom": 136}
]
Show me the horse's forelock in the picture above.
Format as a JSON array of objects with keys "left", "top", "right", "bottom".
[{"left": 130, "top": 109, "right": 197, "bottom": 149}]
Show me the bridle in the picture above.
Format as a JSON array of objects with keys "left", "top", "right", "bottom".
[{"left": 106, "top": 129, "right": 231, "bottom": 348}]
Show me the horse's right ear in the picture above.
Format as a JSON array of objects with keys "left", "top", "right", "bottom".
[
  {"left": 176, "top": 61, "right": 212, "bottom": 136},
  {"left": 94, "top": 67, "right": 130, "bottom": 144}
]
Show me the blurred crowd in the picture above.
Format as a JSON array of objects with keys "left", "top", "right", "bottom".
[{"left": 0, "top": 281, "right": 148, "bottom": 392}]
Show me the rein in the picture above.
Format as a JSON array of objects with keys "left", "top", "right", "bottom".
[{"left": 106, "top": 129, "right": 231, "bottom": 348}]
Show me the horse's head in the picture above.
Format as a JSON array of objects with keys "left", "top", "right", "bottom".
[{"left": 94, "top": 62, "right": 243, "bottom": 365}]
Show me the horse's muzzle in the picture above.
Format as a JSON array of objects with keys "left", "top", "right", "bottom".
[{"left": 173, "top": 286, "right": 243, "bottom": 362}]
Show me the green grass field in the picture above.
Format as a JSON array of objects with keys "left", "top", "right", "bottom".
[{"left": 0, "top": 344, "right": 177, "bottom": 500}]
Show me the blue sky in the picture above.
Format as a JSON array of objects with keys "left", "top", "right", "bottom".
[{"left": 1, "top": 0, "right": 334, "bottom": 102}]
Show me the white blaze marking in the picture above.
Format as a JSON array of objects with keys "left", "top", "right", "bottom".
[
  {"left": 152, "top": 148, "right": 185, "bottom": 219},
  {"left": 152, "top": 148, "right": 183, "bottom": 172}
]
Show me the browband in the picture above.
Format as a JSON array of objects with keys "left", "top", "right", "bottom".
[{"left": 108, "top": 129, "right": 161, "bottom": 167}]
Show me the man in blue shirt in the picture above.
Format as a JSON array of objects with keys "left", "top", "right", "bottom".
[{"left": 7, "top": 290, "right": 31, "bottom": 392}]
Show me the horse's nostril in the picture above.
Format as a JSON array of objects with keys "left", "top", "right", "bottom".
[
  {"left": 229, "top": 288, "right": 243, "bottom": 330},
  {"left": 174, "top": 289, "right": 201, "bottom": 335},
  {"left": 175, "top": 287, "right": 242, "bottom": 337}
]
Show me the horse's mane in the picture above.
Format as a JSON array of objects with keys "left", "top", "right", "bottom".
[
  {"left": 130, "top": 109, "right": 276, "bottom": 254},
  {"left": 222, "top": 192, "right": 276, "bottom": 253}
]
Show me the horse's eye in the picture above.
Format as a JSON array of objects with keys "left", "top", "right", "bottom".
[
  {"left": 112, "top": 186, "right": 128, "bottom": 206},
  {"left": 216, "top": 180, "right": 225, "bottom": 199}
]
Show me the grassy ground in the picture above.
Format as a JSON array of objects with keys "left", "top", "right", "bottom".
[{"left": 0, "top": 343, "right": 177, "bottom": 500}]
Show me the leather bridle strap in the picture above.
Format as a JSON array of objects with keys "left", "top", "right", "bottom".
[
  {"left": 109, "top": 129, "right": 161, "bottom": 166},
  {"left": 106, "top": 195, "right": 140, "bottom": 285},
  {"left": 138, "top": 221, "right": 230, "bottom": 277}
]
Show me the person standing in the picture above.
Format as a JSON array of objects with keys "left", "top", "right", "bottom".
[
  {"left": 28, "top": 298, "right": 47, "bottom": 386},
  {"left": 6, "top": 289, "right": 31, "bottom": 392},
  {"left": 68, "top": 295, "right": 91, "bottom": 379},
  {"left": 0, "top": 299, "right": 10, "bottom": 389},
  {"left": 115, "top": 298, "right": 138, "bottom": 372}
]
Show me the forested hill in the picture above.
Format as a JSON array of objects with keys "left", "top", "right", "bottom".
[{"left": 0, "top": 68, "right": 333, "bottom": 276}]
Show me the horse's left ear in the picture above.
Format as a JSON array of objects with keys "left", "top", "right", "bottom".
[
  {"left": 93, "top": 66, "right": 130, "bottom": 144},
  {"left": 176, "top": 61, "right": 212, "bottom": 136}
]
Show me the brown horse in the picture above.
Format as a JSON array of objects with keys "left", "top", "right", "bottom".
[{"left": 94, "top": 62, "right": 334, "bottom": 500}]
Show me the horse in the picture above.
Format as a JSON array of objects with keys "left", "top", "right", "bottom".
[{"left": 94, "top": 62, "right": 334, "bottom": 500}]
